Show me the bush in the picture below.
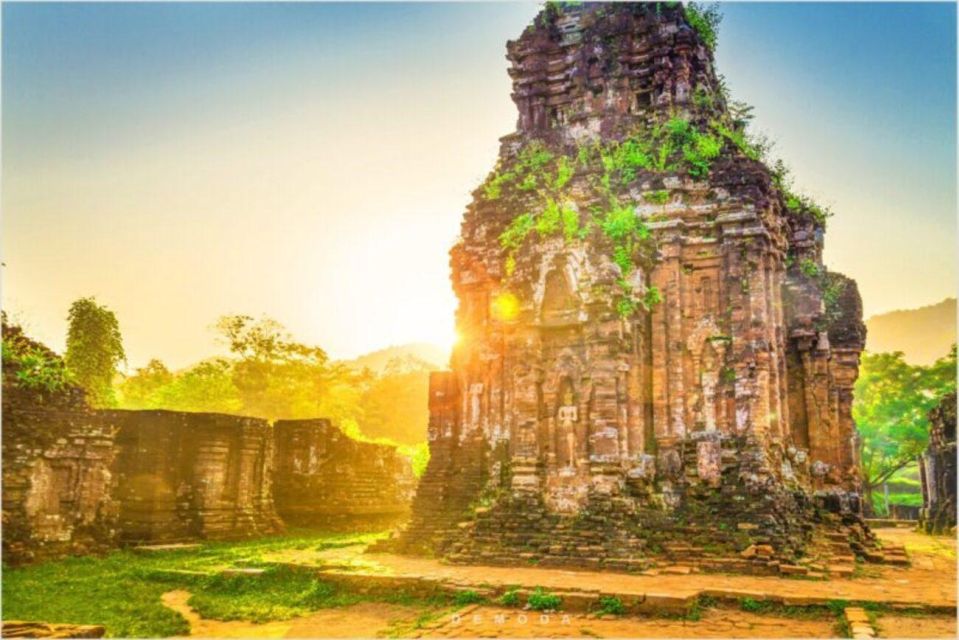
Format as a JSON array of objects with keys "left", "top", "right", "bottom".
[
  {"left": 597, "top": 596, "right": 625, "bottom": 615},
  {"left": 527, "top": 587, "right": 562, "bottom": 611},
  {"left": 740, "top": 597, "right": 771, "bottom": 613},
  {"left": 498, "top": 589, "right": 521, "bottom": 607},
  {"left": 685, "top": 2, "right": 722, "bottom": 51}
]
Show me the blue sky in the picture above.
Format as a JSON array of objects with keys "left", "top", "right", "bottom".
[{"left": 2, "top": 2, "right": 956, "bottom": 367}]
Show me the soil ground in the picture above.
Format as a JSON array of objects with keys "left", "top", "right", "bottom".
[
  {"left": 412, "top": 605, "right": 839, "bottom": 638},
  {"left": 158, "top": 528, "right": 955, "bottom": 638}
]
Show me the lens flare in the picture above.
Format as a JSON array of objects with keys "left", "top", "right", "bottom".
[{"left": 491, "top": 292, "right": 520, "bottom": 322}]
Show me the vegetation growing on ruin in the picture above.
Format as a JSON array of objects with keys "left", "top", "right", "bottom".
[
  {"left": 597, "top": 596, "right": 626, "bottom": 616},
  {"left": 488, "top": 118, "right": 737, "bottom": 317},
  {"left": 452, "top": 590, "right": 486, "bottom": 606},
  {"left": 488, "top": 4, "right": 836, "bottom": 321},
  {"left": 527, "top": 587, "right": 563, "bottom": 611},
  {"left": 1, "top": 317, "right": 74, "bottom": 393},
  {"left": 684, "top": 2, "right": 722, "bottom": 51}
]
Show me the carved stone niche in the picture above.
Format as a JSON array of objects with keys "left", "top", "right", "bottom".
[
  {"left": 539, "top": 263, "right": 581, "bottom": 327},
  {"left": 686, "top": 318, "right": 729, "bottom": 433}
]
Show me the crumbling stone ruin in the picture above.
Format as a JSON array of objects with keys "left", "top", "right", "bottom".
[
  {"left": 273, "top": 419, "right": 415, "bottom": 528},
  {"left": 919, "top": 392, "right": 957, "bottom": 534},
  {"left": 107, "top": 410, "right": 283, "bottom": 543},
  {"left": 2, "top": 322, "right": 414, "bottom": 565},
  {"left": 2, "top": 323, "right": 121, "bottom": 564},
  {"left": 391, "top": 2, "right": 877, "bottom": 573}
]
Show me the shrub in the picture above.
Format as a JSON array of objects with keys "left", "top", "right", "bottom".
[
  {"left": 498, "top": 589, "right": 521, "bottom": 607},
  {"left": 643, "top": 190, "right": 670, "bottom": 205},
  {"left": 685, "top": 2, "right": 722, "bottom": 51},
  {"left": 799, "top": 258, "right": 821, "bottom": 279},
  {"left": 740, "top": 597, "right": 771, "bottom": 613},
  {"left": 597, "top": 596, "right": 625, "bottom": 615},
  {"left": 527, "top": 587, "right": 562, "bottom": 611}
]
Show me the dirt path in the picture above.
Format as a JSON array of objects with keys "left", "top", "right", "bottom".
[
  {"left": 414, "top": 605, "right": 839, "bottom": 638},
  {"left": 160, "top": 590, "right": 419, "bottom": 638}
]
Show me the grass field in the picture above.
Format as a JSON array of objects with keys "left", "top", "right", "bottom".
[{"left": 1, "top": 529, "right": 436, "bottom": 637}]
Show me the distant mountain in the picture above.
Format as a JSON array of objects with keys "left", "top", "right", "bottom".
[
  {"left": 865, "top": 298, "right": 956, "bottom": 365},
  {"left": 340, "top": 342, "right": 449, "bottom": 374}
]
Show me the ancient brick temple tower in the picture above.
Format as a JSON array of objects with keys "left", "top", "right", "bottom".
[{"left": 393, "top": 2, "right": 870, "bottom": 570}]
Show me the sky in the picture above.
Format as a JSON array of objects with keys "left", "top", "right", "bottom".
[{"left": 2, "top": 1, "right": 956, "bottom": 370}]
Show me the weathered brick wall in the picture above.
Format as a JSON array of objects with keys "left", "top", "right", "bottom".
[
  {"left": 3, "top": 322, "right": 415, "bottom": 563},
  {"left": 2, "top": 390, "right": 119, "bottom": 565},
  {"left": 919, "top": 392, "right": 957, "bottom": 534},
  {"left": 2, "top": 403, "right": 286, "bottom": 564},
  {"left": 272, "top": 419, "right": 415, "bottom": 528},
  {"left": 107, "top": 410, "right": 284, "bottom": 543}
]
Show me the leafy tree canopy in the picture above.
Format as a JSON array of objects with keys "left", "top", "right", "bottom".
[
  {"left": 854, "top": 345, "right": 956, "bottom": 502},
  {"left": 65, "top": 297, "right": 125, "bottom": 407},
  {"left": 115, "top": 316, "right": 434, "bottom": 476}
]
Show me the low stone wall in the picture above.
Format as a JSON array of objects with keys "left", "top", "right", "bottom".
[
  {"left": 107, "top": 410, "right": 284, "bottom": 543},
  {"left": 1, "top": 402, "right": 119, "bottom": 565},
  {"left": 3, "top": 350, "right": 415, "bottom": 564},
  {"left": 273, "top": 419, "right": 415, "bottom": 528}
]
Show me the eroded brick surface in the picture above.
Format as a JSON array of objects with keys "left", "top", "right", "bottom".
[
  {"left": 273, "top": 419, "right": 415, "bottom": 528},
  {"left": 389, "top": 2, "right": 873, "bottom": 570},
  {"left": 919, "top": 392, "right": 957, "bottom": 534}
]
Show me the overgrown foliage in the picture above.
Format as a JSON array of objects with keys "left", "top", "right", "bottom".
[
  {"left": 527, "top": 587, "right": 562, "bottom": 611},
  {"left": 487, "top": 117, "right": 734, "bottom": 317},
  {"left": 64, "top": 297, "right": 125, "bottom": 407},
  {"left": 1, "top": 315, "right": 74, "bottom": 393},
  {"left": 684, "top": 3, "right": 722, "bottom": 51},
  {"left": 597, "top": 595, "right": 626, "bottom": 615},
  {"left": 854, "top": 346, "right": 957, "bottom": 508}
]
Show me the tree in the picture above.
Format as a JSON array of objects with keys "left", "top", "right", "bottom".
[
  {"left": 117, "top": 359, "right": 174, "bottom": 409},
  {"left": 359, "top": 356, "right": 431, "bottom": 446},
  {"left": 855, "top": 346, "right": 956, "bottom": 510},
  {"left": 64, "top": 297, "right": 125, "bottom": 407},
  {"left": 154, "top": 358, "right": 242, "bottom": 414},
  {"left": 214, "top": 314, "right": 365, "bottom": 422}
]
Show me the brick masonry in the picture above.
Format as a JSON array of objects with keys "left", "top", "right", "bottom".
[
  {"left": 2, "top": 363, "right": 413, "bottom": 565},
  {"left": 388, "top": 2, "right": 875, "bottom": 570}
]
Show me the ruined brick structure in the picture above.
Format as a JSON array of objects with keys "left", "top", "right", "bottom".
[
  {"left": 919, "top": 392, "right": 957, "bottom": 534},
  {"left": 1, "top": 323, "right": 121, "bottom": 564},
  {"left": 2, "top": 390, "right": 120, "bottom": 564},
  {"left": 2, "top": 323, "right": 413, "bottom": 565},
  {"left": 273, "top": 419, "right": 415, "bottom": 528},
  {"left": 107, "top": 410, "right": 283, "bottom": 543},
  {"left": 393, "top": 2, "right": 871, "bottom": 570}
]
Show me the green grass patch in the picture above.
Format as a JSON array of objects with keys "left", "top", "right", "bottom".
[
  {"left": 452, "top": 590, "right": 486, "bottom": 606},
  {"left": 1, "top": 529, "right": 392, "bottom": 637}
]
